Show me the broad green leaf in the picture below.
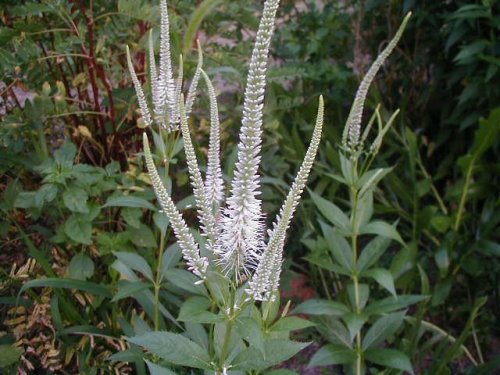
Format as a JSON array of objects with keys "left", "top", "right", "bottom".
[
  {"left": 357, "top": 236, "right": 391, "bottom": 272},
  {"left": 54, "top": 141, "right": 76, "bottom": 167},
  {"left": 232, "top": 339, "right": 310, "bottom": 370},
  {"left": 114, "top": 252, "right": 154, "bottom": 281},
  {"left": 129, "top": 224, "right": 157, "bottom": 248},
  {"left": 153, "top": 211, "right": 170, "bottom": 233},
  {"left": 163, "top": 269, "right": 208, "bottom": 296},
  {"left": 178, "top": 296, "right": 222, "bottom": 324},
  {"left": 271, "top": 316, "right": 315, "bottom": 332},
  {"left": 63, "top": 187, "right": 89, "bottom": 213},
  {"left": 362, "top": 268, "right": 396, "bottom": 296},
  {"left": 128, "top": 332, "right": 212, "bottom": 370},
  {"left": 321, "top": 223, "right": 352, "bottom": 271},
  {"left": 235, "top": 316, "right": 265, "bottom": 356},
  {"left": 112, "top": 281, "right": 152, "bottom": 302},
  {"left": 20, "top": 278, "right": 112, "bottom": 298},
  {"left": 357, "top": 168, "right": 393, "bottom": 197},
  {"left": 64, "top": 214, "right": 92, "bottom": 244},
  {"left": 364, "top": 348, "right": 414, "bottom": 374},
  {"left": 315, "top": 317, "right": 352, "bottom": 348},
  {"left": 68, "top": 253, "right": 95, "bottom": 280},
  {"left": 355, "top": 189, "right": 374, "bottom": 229},
  {"left": 309, "top": 190, "right": 350, "bottom": 232},
  {"left": 0, "top": 345, "right": 22, "bottom": 367},
  {"left": 35, "top": 184, "right": 58, "bottom": 209},
  {"left": 342, "top": 312, "right": 368, "bottom": 341},
  {"left": 347, "top": 283, "right": 369, "bottom": 310},
  {"left": 362, "top": 311, "right": 406, "bottom": 349},
  {"left": 471, "top": 108, "right": 500, "bottom": 159},
  {"left": 122, "top": 207, "right": 142, "bottom": 228},
  {"left": 145, "top": 359, "right": 177, "bottom": 375},
  {"left": 360, "top": 221, "right": 404, "bottom": 245},
  {"left": 103, "top": 195, "right": 156, "bottom": 211},
  {"left": 364, "top": 295, "right": 428, "bottom": 315},
  {"left": 292, "top": 299, "right": 350, "bottom": 316},
  {"left": 308, "top": 344, "right": 356, "bottom": 367}
]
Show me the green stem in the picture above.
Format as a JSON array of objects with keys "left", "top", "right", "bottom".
[
  {"left": 350, "top": 169, "right": 363, "bottom": 375},
  {"left": 153, "top": 231, "right": 166, "bottom": 331},
  {"left": 219, "top": 287, "right": 236, "bottom": 370},
  {"left": 454, "top": 160, "right": 474, "bottom": 231}
]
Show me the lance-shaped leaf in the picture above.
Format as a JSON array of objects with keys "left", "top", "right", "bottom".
[
  {"left": 216, "top": 0, "right": 281, "bottom": 282},
  {"left": 342, "top": 12, "right": 411, "bottom": 152},
  {"left": 248, "top": 96, "right": 324, "bottom": 301},
  {"left": 143, "top": 133, "right": 208, "bottom": 277},
  {"left": 126, "top": 45, "right": 152, "bottom": 127},
  {"left": 201, "top": 69, "right": 224, "bottom": 208},
  {"left": 178, "top": 95, "right": 217, "bottom": 247}
]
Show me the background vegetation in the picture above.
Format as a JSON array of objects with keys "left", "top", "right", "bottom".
[{"left": 1, "top": 0, "right": 499, "bottom": 374}]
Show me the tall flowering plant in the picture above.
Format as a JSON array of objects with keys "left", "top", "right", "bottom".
[{"left": 123, "top": 0, "right": 324, "bottom": 373}]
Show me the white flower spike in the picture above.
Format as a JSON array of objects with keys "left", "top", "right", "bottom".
[
  {"left": 127, "top": 0, "right": 203, "bottom": 131},
  {"left": 215, "top": 0, "right": 280, "bottom": 282},
  {"left": 342, "top": 12, "right": 411, "bottom": 154}
]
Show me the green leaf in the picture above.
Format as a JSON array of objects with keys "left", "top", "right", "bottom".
[
  {"left": 360, "top": 221, "right": 404, "bottom": 245},
  {"left": 308, "top": 344, "right": 356, "bottom": 367},
  {"left": 292, "top": 299, "right": 350, "bottom": 316},
  {"left": 163, "top": 269, "right": 207, "bottom": 296},
  {"left": 315, "top": 317, "right": 352, "bottom": 348},
  {"left": 128, "top": 332, "right": 212, "bottom": 370},
  {"left": 35, "top": 184, "right": 58, "bottom": 209},
  {"left": 68, "top": 253, "right": 95, "bottom": 280},
  {"left": 145, "top": 360, "right": 177, "bottom": 375},
  {"left": 357, "top": 167, "right": 393, "bottom": 197},
  {"left": 471, "top": 108, "right": 500, "bottom": 159},
  {"left": 232, "top": 339, "right": 310, "bottom": 370},
  {"left": 0, "top": 345, "right": 22, "bottom": 367},
  {"left": 103, "top": 195, "right": 156, "bottom": 211},
  {"left": 362, "top": 311, "right": 406, "bottom": 349},
  {"left": 182, "top": 0, "right": 222, "bottom": 57},
  {"left": 271, "top": 316, "right": 315, "bottom": 332},
  {"left": 347, "top": 283, "right": 369, "bottom": 310},
  {"left": 309, "top": 190, "right": 350, "bottom": 232},
  {"left": 235, "top": 316, "right": 265, "bottom": 356},
  {"left": 364, "top": 295, "right": 428, "bottom": 315},
  {"left": 364, "top": 348, "right": 414, "bottom": 374},
  {"left": 63, "top": 187, "right": 89, "bottom": 213},
  {"left": 178, "top": 296, "right": 222, "bottom": 324},
  {"left": 321, "top": 223, "right": 352, "bottom": 271},
  {"left": 114, "top": 252, "right": 154, "bottom": 281},
  {"left": 122, "top": 207, "right": 142, "bottom": 228},
  {"left": 357, "top": 236, "right": 391, "bottom": 272},
  {"left": 112, "top": 281, "right": 152, "bottom": 302},
  {"left": 362, "top": 268, "right": 396, "bottom": 296},
  {"left": 342, "top": 312, "right": 368, "bottom": 341},
  {"left": 64, "top": 214, "right": 92, "bottom": 244},
  {"left": 20, "top": 278, "right": 112, "bottom": 298},
  {"left": 54, "top": 142, "right": 76, "bottom": 167},
  {"left": 129, "top": 224, "right": 157, "bottom": 248}
]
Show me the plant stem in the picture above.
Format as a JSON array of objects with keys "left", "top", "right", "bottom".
[
  {"left": 350, "top": 175, "right": 363, "bottom": 375},
  {"left": 454, "top": 159, "right": 474, "bottom": 231},
  {"left": 153, "top": 231, "right": 166, "bottom": 331},
  {"left": 219, "top": 287, "right": 236, "bottom": 370}
]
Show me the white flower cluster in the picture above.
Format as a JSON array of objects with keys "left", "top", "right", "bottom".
[{"left": 132, "top": 0, "right": 324, "bottom": 301}]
